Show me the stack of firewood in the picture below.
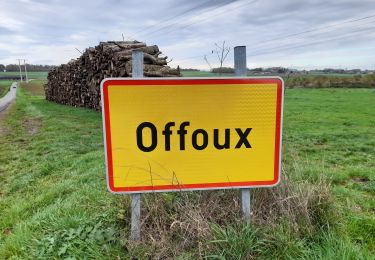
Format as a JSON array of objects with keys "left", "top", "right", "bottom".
[{"left": 44, "top": 41, "right": 180, "bottom": 111}]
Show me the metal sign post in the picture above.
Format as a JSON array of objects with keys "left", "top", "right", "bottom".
[
  {"left": 234, "top": 46, "right": 251, "bottom": 223},
  {"left": 130, "top": 49, "right": 143, "bottom": 241}
]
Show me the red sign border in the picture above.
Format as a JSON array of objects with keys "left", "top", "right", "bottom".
[{"left": 101, "top": 77, "right": 284, "bottom": 193}]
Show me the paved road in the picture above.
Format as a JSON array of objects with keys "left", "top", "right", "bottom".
[{"left": 0, "top": 82, "right": 17, "bottom": 112}]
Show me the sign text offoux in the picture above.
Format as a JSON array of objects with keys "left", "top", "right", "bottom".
[{"left": 101, "top": 78, "right": 284, "bottom": 193}]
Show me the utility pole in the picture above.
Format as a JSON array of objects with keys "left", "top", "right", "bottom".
[
  {"left": 234, "top": 46, "right": 251, "bottom": 224},
  {"left": 23, "top": 59, "right": 28, "bottom": 82},
  {"left": 17, "top": 59, "right": 23, "bottom": 82}
]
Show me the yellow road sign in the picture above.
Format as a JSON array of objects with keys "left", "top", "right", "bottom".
[{"left": 101, "top": 78, "right": 284, "bottom": 193}]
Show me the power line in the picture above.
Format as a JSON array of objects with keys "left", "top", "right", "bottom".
[
  {"left": 133, "top": 0, "right": 221, "bottom": 36},
  {"left": 168, "top": 12, "right": 375, "bottom": 68},
  {"left": 246, "top": 19, "right": 375, "bottom": 57},
  {"left": 247, "top": 26, "right": 375, "bottom": 58},
  {"left": 218, "top": 15, "right": 375, "bottom": 61},
  {"left": 142, "top": 0, "right": 259, "bottom": 39},
  {"left": 176, "top": 24, "right": 374, "bottom": 66},
  {"left": 134, "top": 2, "right": 374, "bottom": 70},
  {"left": 176, "top": 12, "right": 375, "bottom": 57},
  {"left": 248, "top": 13, "right": 375, "bottom": 50},
  {"left": 137, "top": 0, "right": 245, "bottom": 38}
]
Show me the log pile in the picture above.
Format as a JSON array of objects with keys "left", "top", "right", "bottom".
[{"left": 44, "top": 41, "right": 180, "bottom": 111}]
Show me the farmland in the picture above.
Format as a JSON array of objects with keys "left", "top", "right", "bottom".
[
  {"left": 0, "top": 80, "right": 13, "bottom": 98},
  {"left": 180, "top": 70, "right": 359, "bottom": 78},
  {"left": 0, "top": 80, "right": 374, "bottom": 258},
  {"left": 0, "top": 71, "right": 47, "bottom": 98},
  {"left": 0, "top": 71, "right": 48, "bottom": 80},
  {"left": 182, "top": 71, "right": 375, "bottom": 88}
]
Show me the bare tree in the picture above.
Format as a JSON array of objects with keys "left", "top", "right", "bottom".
[{"left": 212, "top": 41, "right": 230, "bottom": 73}]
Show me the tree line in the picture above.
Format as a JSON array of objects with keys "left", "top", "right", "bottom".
[
  {"left": 286, "top": 74, "right": 375, "bottom": 88},
  {"left": 0, "top": 64, "right": 55, "bottom": 72}
]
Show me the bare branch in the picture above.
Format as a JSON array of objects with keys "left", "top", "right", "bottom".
[
  {"left": 212, "top": 41, "right": 231, "bottom": 73},
  {"left": 203, "top": 55, "right": 212, "bottom": 70},
  {"left": 74, "top": 48, "right": 83, "bottom": 54}
]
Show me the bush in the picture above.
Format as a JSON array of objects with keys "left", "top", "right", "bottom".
[
  {"left": 286, "top": 74, "right": 375, "bottom": 88},
  {"left": 211, "top": 67, "right": 234, "bottom": 74}
]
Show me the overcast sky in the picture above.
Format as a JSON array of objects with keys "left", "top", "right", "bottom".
[{"left": 0, "top": 0, "right": 374, "bottom": 70}]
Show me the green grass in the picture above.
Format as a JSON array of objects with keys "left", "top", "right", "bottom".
[
  {"left": 0, "top": 84, "right": 374, "bottom": 258},
  {"left": 283, "top": 88, "right": 375, "bottom": 251},
  {"left": 181, "top": 70, "right": 369, "bottom": 80},
  {"left": 181, "top": 71, "right": 259, "bottom": 77},
  {"left": 0, "top": 80, "right": 13, "bottom": 98},
  {"left": 0, "top": 71, "right": 48, "bottom": 80},
  {"left": 0, "top": 88, "right": 124, "bottom": 258},
  {"left": 306, "top": 72, "right": 358, "bottom": 77},
  {"left": 181, "top": 70, "right": 235, "bottom": 77},
  {"left": 20, "top": 80, "right": 47, "bottom": 96}
]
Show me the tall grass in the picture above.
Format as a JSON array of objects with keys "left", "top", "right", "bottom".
[{"left": 121, "top": 162, "right": 340, "bottom": 258}]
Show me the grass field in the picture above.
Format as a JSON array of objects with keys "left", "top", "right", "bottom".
[
  {"left": 0, "top": 82, "right": 374, "bottom": 258},
  {"left": 181, "top": 71, "right": 261, "bottom": 77},
  {"left": 306, "top": 72, "right": 358, "bottom": 77},
  {"left": 0, "top": 71, "right": 48, "bottom": 80},
  {"left": 0, "top": 80, "right": 13, "bottom": 98},
  {"left": 182, "top": 71, "right": 375, "bottom": 89},
  {"left": 284, "top": 88, "right": 375, "bottom": 250},
  {"left": 181, "top": 70, "right": 359, "bottom": 78},
  {"left": 181, "top": 71, "right": 234, "bottom": 77}
]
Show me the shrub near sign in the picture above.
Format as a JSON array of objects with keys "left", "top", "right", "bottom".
[{"left": 101, "top": 78, "right": 284, "bottom": 193}]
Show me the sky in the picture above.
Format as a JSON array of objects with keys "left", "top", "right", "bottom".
[{"left": 0, "top": 0, "right": 374, "bottom": 70}]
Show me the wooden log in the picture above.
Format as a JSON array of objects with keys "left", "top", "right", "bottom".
[{"left": 45, "top": 41, "right": 181, "bottom": 111}]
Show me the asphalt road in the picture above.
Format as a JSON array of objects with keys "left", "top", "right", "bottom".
[{"left": 0, "top": 82, "right": 17, "bottom": 112}]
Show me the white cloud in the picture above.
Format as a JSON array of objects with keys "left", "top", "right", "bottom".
[{"left": 0, "top": 0, "right": 374, "bottom": 69}]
